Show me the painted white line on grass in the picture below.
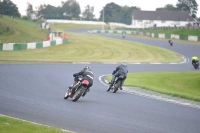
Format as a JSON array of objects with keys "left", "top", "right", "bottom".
[
  {"left": 0, "top": 114, "right": 77, "bottom": 133},
  {"left": 99, "top": 75, "right": 200, "bottom": 110},
  {"left": 122, "top": 89, "right": 200, "bottom": 109},
  {"left": 170, "top": 63, "right": 178, "bottom": 64},
  {"left": 129, "top": 63, "right": 141, "bottom": 64},
  {"left": 72, "top": 62, "right": 90, "bottom": 64},
  {"left": 151, "top": 63, "right": 162, "bottom": 64},
  {"left": 102, "top": 62, "right": 118, "bottom": 64}
]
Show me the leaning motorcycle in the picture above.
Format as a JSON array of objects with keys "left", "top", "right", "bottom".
[
  {"left": 122, "top": 33, "right": 126, "bottom": 39},
  {"left": 107, "top": 75, "right": 125, "bottom": 93},
  {"left": 168, "top": 40, "right": 173, "bottom": 46},
  {"left": 193, "top": 60, "right": 199, "bottom": 69},
  {"left": 64, "top": 76, "right": 89, "bottom": 102}
]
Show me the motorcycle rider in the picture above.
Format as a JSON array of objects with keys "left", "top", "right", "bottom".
[
  {"left": 168, "top": 38, "right": 173, "bottom": 45},
  {"left": 69, "top": 66, "right": 94, "bottom": 92},
  {"left": 191, "top": 56, "right": 199, "bottom": 69},
  {"left": 122, "top": 31, "right": 126, "bottom": 39},
  {"left": 109, "top": 62, "right": 128, "bottom": 90}
]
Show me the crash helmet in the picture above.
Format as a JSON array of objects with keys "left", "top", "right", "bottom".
[
  {"left": 121, "top": 62, "right": 127, "bottom": 67},
  {"left": 84, "top": 66, "right": 91, "bottom": 71}
]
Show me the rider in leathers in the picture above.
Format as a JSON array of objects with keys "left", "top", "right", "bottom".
[
  {"left": 191, "top": 56, "right": 199, "bottom": 69},
  {"left": 69, "top": 66, "right": 94, "bottom": 92},
  {"left": 109, "top": 62, "right": 128, "bottom": 90}
]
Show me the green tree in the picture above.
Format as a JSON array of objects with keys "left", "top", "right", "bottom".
[
  {"left": 100, "top": 2, "right": 140, "bottom": 24},
  {"left": 61, "top": 0, "right": 81, "bottom": 20},
  {"left": 156, "top": 4, "right": 178, "bottom": 11},
  {"left": 122, "top": 6, "right": 140, "bottom": 25},
  {"left": 0, "top": 0, "right": 20, "bottom": 17},
  {"left": 176, "top": 0, "right": 198, "bottom": 15},
  {"left": 82, "top": 5, "right": 95, "bottom": 20},
  {"left": 36, "top": 4, "right": 47, "bottom": 19},
  {"left": 37, "top": 4, "right": 62, "bottom": 19},
  {"left": 100, "top": 2, "right": 123, "bottom": 23},
  {"left": 26, "top": 2, "right": 34, "bottom": 19}
]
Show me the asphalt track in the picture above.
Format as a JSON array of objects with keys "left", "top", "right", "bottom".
[{"left": 0, "top": 30, "right": 200, "bottom": 133}]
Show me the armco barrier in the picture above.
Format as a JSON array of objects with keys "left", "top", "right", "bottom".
[
  {"left": 0, "top": 38, "right": 68, "bottom": 51},
  {"left": 88, "top": 30, "right": 200, "bottom": 42},
  {"left": 188, "top": 36, "right": 198, "bottom": 41},
  {"left": 165, "top": 34, "right": 171, "bottom": 39},
  {"left": 0, "top": 43, "right": 3, "bottom": 50},
  {"left": 50, "top": 40, "right": 56, "bottom": 46},
  {"left": 154, "top": 33, "right": 158, "bottom": 38},
  {"left": 180, "top": 35, "right": 188, "bottom": 41},
  {"left": 13, "top": 44, "right": 27, "bottom": 50}
]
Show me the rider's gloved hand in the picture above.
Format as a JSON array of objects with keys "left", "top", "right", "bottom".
[{"left": 73, "top": 73, "right": 78, "bottom": 77}]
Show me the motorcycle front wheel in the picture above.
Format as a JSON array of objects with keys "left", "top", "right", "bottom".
[
  {"left": 64, "top": 89, "right": 70, "bottom": 99},
  {"left": 113, "top": 80, "right": 121, "bottom": 93},
  {"left": 72, "top": 86, "right": 84, "bottom": 102},
  {"left": 107, "top": 84, "right": 112, "bottom": 91}
]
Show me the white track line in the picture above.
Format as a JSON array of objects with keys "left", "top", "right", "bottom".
[{"left": 99, "top": 75, "right": 200, "bottom": 109}]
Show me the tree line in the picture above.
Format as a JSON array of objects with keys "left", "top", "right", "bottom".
[{"left": 0, "top": 0, "right": 199, "bottom": 24}]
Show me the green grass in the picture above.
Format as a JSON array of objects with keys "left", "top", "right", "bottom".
[
  {"left": 0, "top": 32, "right": 183, "bottom": 63},
  {"left": 0, "top": 21, "right": 15, "bottom": 36},
  {"left": 0, "top": 115, "right": 70, "bottom": 133},
  {"left": 0, "top": 16, "right": 48, "bottom": 43},
  {"left": 106, "top": 72, "right": 200, "bottom": 102},
  {"left": 50, "top": 23, "right": 102, "bottom": 31},
  {"left": 140, "top": 29, "right": 200, "bottom": 36}
]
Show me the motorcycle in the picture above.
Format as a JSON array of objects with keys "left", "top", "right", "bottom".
[
  {"left": 168, "top": 40, "right": 173, "bottom": 46},
  {"left": 107, "top": 75, "right": 125, "bottom": 93},
  {"left": 193, "top": 60, "right": 199, "bottom": 69},
  {"left": 122, "top": 33, "right": 126, "bottom": 39},
  {"left": 64, "top": 76, "right": 89, "bottom": 102}
]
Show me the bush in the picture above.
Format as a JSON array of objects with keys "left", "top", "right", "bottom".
[
  {"left": 0, "top": 22, "right": 15, "bottom": 36},
  {"left": 21, "top": 16, "right": 29, "bottom": 20}
]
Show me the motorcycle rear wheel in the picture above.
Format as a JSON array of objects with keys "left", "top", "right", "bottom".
[{"left": 113, "top": 80, "right": 121, "bottom": 93}]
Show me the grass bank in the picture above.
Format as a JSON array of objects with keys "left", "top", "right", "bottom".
[
  {"left": 50, "top": 23, "right": 102, "bottom": 31},
  {"left": 0, "top": 115, "right": 70, "bottom": 133},
  {"left": 0, "top": 16, "right": 48, "bottom": 43},
  {"left": 106, "top": 72, "right": 200, "bottom": 102}
]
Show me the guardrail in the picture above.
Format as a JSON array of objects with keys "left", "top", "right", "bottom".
[{"left": 89, "top": 30, "right": 200, "bottom": 42}]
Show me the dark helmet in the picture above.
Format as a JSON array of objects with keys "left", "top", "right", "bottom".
[
  {"left": 121, "top": 62, "right": 127, "bottom": 67},
  {"left": 84, "top": 66, "right": 91, "bottom": 71}
]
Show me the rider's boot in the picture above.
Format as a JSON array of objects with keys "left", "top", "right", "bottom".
[{"left": 119, "top": 86, "right": 123, "bottom": 90}]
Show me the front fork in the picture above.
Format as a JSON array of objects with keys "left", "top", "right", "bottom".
[{"left": 71, "top": 82, "right": 81, "bottom": 94}]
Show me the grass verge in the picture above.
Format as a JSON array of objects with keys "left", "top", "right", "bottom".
[
  {"left": 106, "top": 72, "right": 200, "bottom": 102},
  {"left": 50, "top": 23, "right": 102, "bottom": 31},
  {"left": 0, "top": 32, "right": 183, "bottom": 63},
  {"left": 0, "top": 115, "right": 70, "bottom": 133}
]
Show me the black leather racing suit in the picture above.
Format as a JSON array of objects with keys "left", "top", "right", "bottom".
[
  {"left": 73, "top": 69, "right": 94, "bottom": 89},
  {"left": 111, "top": 64, "right": 128, "bottom": 85}
]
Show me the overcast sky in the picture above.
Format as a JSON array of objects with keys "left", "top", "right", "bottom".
[{"left": 12, "top": 0, "right": 200, "bottom": 18}]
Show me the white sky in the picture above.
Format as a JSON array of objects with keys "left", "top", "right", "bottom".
[{"left": 11, "top": 0, "right": 200, "bottom": 18}]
